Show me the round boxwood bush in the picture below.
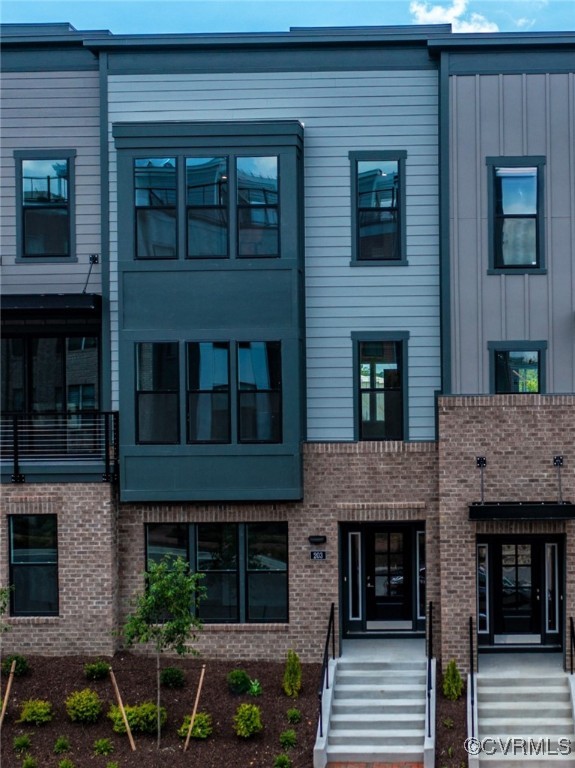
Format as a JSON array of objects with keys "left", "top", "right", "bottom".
[
  {"left": 108, "top": 702, "right": 167, "bottom": 734},
  {"left": 160, "top": 666, "right": 186, "bottom": 689},
  {"left": 18, "top": 699, "right": 53, "bottom": 725},
  {"left": 83, "top": 659, "right": 110, "bottom": 681},
  {"left": 65, "top": 688, "right": 103, "bottom": 724},
  {"left": 2, "top": 653, "right": 29, "bottom": 677},
  {"left": 227, "top": 668, "right": 251, "bottom": 695},
  {"left": 233, "top": 703, "right": 263, "bottom": 738},
  {"left": 177, "top": 711, "right": 213, "bottom": 739}
]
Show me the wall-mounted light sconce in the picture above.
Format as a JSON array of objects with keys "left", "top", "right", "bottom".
[{"left": 308, "top": 535, "right": 327, "bottom": 546}]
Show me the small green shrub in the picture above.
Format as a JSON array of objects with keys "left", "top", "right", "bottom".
[
  {"left": 227, "top": 668, "right": 251, "bottom": 695},
  {"left": 282, "top": 649, "right": 302, "bottom": 698},
  {"left": 107, "top": 702, "right": 167, "bottom": 734},
  {"left": 160, "top": 666, "right": 186, "bottom": 689},
  {"left": 106, "top": 763, "right": 120, "bottom": 768},
  {"left": 2, "top": 654, "right": 29, "bottom": 677},
  {"left": 18, "top": 699, "right": 53, "bottom": 725},
  {"left": 177, "top": 711, "right": 213, "bottom": 739},
  {"left": 279, "top": 728, "right": 297, "bottom": 749},
  {"left": 442, "top": 659, "right": 464, "bottom": 701},
  {"left": 65, "top": 688, "right": 102, "bottom": 724},
  {"left": 93, "top": 738, "right": 114, "bottom": 756},
  {"left": 13, "top": 734, "right": 31, "bottom": 754},
  {"left": 83, "top": 659, "right": 110, "bottom": 681},
  {"left": 21, "top": 755, "right": 38, "bottom": 768},
  {"left": 442, "top": 716, "right": 454, "bottom": 729},
  {"left": 53, "top": 736, "right": 71, "bottom": 754},
  {"left": 58, "top": 760, "right": 75, "bottom": 768},
  {"left": 248, "top": 678, "right": 262, "bottom": 696},
  {"left": 233, "top": 703, "right": 263, "bottom": 738},
  {"left": 286, "top": 707, "right": 302, "bottom": 724},
  {"left": 273, "top": 755, "right": 293, "bottom": 768}
]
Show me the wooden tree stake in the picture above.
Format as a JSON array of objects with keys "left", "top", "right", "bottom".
[
  {"left": 183, "top": 664, "right": 206, "bottom": 752},
  {"left": 0, "top": 660, "right": 16, "bottom": 728},
  {"left": 110, "top": 667, "right": 136, "bottom": 751}
]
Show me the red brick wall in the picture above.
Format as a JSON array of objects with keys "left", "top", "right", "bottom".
[
  {"left": 437, "top": 395, "right": 575, "bottom": 671},
  {"left": 1, "top": 484, "right": 118, "bottom": 656}
]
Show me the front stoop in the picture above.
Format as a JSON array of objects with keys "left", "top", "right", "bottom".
[
  {"left": 476, "top": 672, "right": 575, "bottom": 767},
  {"left": 322, "top": 659, "right": 427, "bottom": 767}
]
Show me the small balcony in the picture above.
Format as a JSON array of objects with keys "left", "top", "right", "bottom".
[{"left": 1, "top": 411, "right": 119, "bottom": 484}]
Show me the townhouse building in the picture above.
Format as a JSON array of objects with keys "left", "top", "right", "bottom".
[{"left": 1, "top": 22, "right": 574, "bottom": 674}]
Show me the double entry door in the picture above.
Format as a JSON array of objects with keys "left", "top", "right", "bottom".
[
  {"left": 342, "top": 523, "right": 425, "bottom": 636},
  {"left": 477, "top": 536, "right": 563, "bottom": 648}
]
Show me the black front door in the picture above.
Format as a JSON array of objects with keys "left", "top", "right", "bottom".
[
  {"left": 365, "top": 529, "right": 411, "bottom": 623},
  {"left": 493, "top": 541, "right": 541, "bottom": 636}
]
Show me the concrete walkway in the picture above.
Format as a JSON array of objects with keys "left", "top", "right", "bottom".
[
  {"left": 478, "top": 651, "right": 565, "bottom": 675},
  {"left": 341, "top": 638, "right": 426, "bottom": 662}
]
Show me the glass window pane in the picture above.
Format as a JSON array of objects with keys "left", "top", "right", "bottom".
[
  {"left": 497, "top": 218, "right": 537, "bottom": 266},
  {"left": 188, "top": 342, "right": 229, "bottom": 391},
  {"left": 1, "top": 338, "right": 25, "bottom": 412},
  {"left": 147, "top": 523, "right": 188, "bottom": 565},
  {"left": 66, "top": 336, "right": 99, "bottom": 411},
  {"left": 188, "top": 392, "right": 230, "bottom": 442},
  {"left": 200, "top": 572, "right": 238, "bottom": 621},
  {"left": 136, "top": 208, "right": 177, "bottom": 259},
  {"left": 238, "top": 342, "right": 281, "bottom": 391},
  {"left": 23, "top": 208, "right": 69, "bottom": 257},
  {"left": 496, "top": 167, "right": 537, "bottom": 215},
  {"left": 186, "top": 157, "right": 228, "bottom": 205},
  {"left": 495, "top": 350, "right": 540, "bottom": 393},
  {"left": 247, "top": 523, "right": 287, "bottom": 571},
  {"left": 135, "top": 158, "right": 176, "bottom": 206},
  {"left": 247, "top": 572, "right": 287, "bottom": 621},
  {"left": 23, "top": 159, "right": 68, "bottom": 203},
  {"left": 197, "top": 524, "right": 237, "bottom": 571},
  {"left": 137, "top": 393, "right": 179, "bottom": 443},
  {"left": 237, "top": 157, "right": 279, "bottom": 258},
  {"left": 358, "top": 160, "right": 399, "bottom": 209},
  {"left": 239, "top": 391, "right": 281, "bottom": 442},
  {"left": 477, "top": 544, "right": 488, "bottom": 633},
  {"left": 137, "top": 343, "right": 178, "bottom": 391},
  {"left": 12, "top": 565, "right": 58, "bottom": 615},
  {"left": 357, "top": 160, "right": 400, "bottom": 261},
  {"left": 11, "top": 515, "right": 58, "bottom": 564},
  {"left": 237, "top": 157, "right": 278, "bottom": 204},
  {"left": 31, "top": 337, "right": 64, "bottom": 412},
  {"left": 188, "top": 209, "right": 228, "bottom": 257}
]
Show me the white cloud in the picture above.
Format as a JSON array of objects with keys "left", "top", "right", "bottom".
[
  {"left": 515, "top": 16, "right": 536, "bottom": 29},
  {"left": 410, "top": 0, "right": 499, "bottom": 32}
]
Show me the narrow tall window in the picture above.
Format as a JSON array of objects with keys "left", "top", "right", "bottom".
[
  {"left": 494, "top": 166, "right": 538, "bottom": 267},
  {"left": 358, "top": 340, "right": 403, "bottom": 440},
  {"left": 237, "top": 157, "right": 279, "bottom": 257},
  {"left": 9, "top": 515, "right": 58, "bottom": 616},
  {"left": 246, "top": 522, "right": 288, "bottom": 622},
  {"left": 238, "top": 341, "right": 282, "bottom": 443},
  {"left": 186, "top": 157, "right": 228, "bottom": 258},
  {"left": 22, "top": 158, "right": 69, "bottom": 257},
  {"left": 357, "top": 159, "right": 400, "bottom": 260},
  {"left": 134, "top": 158, "right": 177, "bottom": 258},
  {"left": 136, "top": 342, "right": 179, "bottom": 443},
  {"left": 197, "top": 524, "right": 238, "bottom": 621},
  {"left": 187, "top": 342, "right": 230, "bottom": 443}
]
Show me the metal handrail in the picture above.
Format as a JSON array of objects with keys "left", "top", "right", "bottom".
[
  {"left": 317, "top": 602, "right": 335, "bottom": 739},
  {"left": 427, "top": 601, "right": 433, "bottom": 738},
  {"left": 469, "top": 616, "right": 475, "bottom": 739},
  {"left": 570, "top": 617, "right": 575, "bottom": 675},
  {"left": 1, "top": 411, "right": 119, "bottom": 482}
]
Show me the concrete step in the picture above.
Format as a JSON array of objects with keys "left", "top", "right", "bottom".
[
  {"left": 332, "top": 697, "right": 425, "bottom": 715},
  {"left": 337, "top": 659, "right": 426, "bottom": 671},
  {"left": 325, "top": 745, "right": 424, "bottom": 763},
  {"left": 479, "top": 718, "right": 573, "bottom": 735},
  {"left": 479, "top": 685, "right": 569, "bottom": 703},
  {"left": 335, "top": 670, "right": 426, "bottom": 685},
  {"left": 328, "top": 728, "right": 425, "bottom": 746},
  {"left": 333, "top": 682, "right": 425, "bottom": 699},
  {"left": 478, "top": 701, "right": 572, "bottom": 717},
  {"left": 330, "top": 712, "right": 425, "bottom": 730}
]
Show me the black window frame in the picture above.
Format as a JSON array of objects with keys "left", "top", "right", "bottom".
[
  {"left": 135, "top": 341, "right": 180, "bottom": 445},
  {"left": 350, "top": 150, "right": 407, "bottom": 266},
  {"left": 352, "top": 331, "right": 409, "bottom": 441},
  {"left": 9, "top": 514, "right": 59, "bottom": 617},
  {"left": 488, "top": 341, "right": 547, "bottom": 394},
  {"left": 145, "top": 521, "right": 288, "bottom": 624},
  {"left": 237, "top": 340, "right": 283, "bottom": 444},
  {"left": 134, "top": 157, "right": 178, "bottom": 260},
  {"left": 486, "top": 156, "right": 546, "bottom": 274},
  {"left": 186, "top": 341, "right": 231, "bottom": 444},
  {"left": 15, "top": 150, "right": 77, "bottom": 263}
]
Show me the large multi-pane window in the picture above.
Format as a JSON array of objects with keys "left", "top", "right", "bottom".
[
  {"left": 9, "top": 515, "right": 58, "bottom": 616},
  {"left": 136, "top": 342, "right": 179, "bottom": 443},
  {"left": 490, "top": 343, "right": 546, "bottom": 394},
  {"left": 1, "top": 334, "right": 99, "bottom": 414},
  {"left": 238, "top": 341, "right": 282, "bottom": 443},
  {"left": 19, "top": 155, "right": 73, "bottom": 259},
  {"left": 356, "top": 337, "right": 405, "bottom": 440},
  {"left": 487, "top": 157, "right": 545, "bottom": 271},
  {"left": 145, "top": 522, "right": 288, "bottom": 623},
  {"left": 350, "top": 151, "right": 407, "bottom": 264},
  {"left": 135, "top": 155, "right": 280, "bottom": 260}
]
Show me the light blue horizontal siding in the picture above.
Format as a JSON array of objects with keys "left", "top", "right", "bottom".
[{"left": 107, "top": 69, "right": 441, "bottom": 438}]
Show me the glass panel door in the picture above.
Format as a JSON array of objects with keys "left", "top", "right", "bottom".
[{"left": 365, "top": 530, "right": 410, "bottom": 625}]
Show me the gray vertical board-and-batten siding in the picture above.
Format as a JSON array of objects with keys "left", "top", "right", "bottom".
[
  {"left": 449, "top": 71, "right": 575, "bottom": 394},
  {"left": 106, "top": 69, "right": 441, "bottom": 441},
  {"left": 0, "top": 69, "right": 102, "bottom": 294}
]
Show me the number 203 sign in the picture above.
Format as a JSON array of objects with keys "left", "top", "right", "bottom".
[{"left": 310, "top": 550, "right": 327, "bottom": 560}]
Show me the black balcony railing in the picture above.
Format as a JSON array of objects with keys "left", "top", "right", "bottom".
[{"left": 1, "top": 411, "right": 119, "bottom": 483}]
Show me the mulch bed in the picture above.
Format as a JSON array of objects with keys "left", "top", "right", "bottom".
[
  {"left": 434, "top": 675, "right": 468, "bottom": 768},
  {"left": 0, "top": 653, "right": 321, "bottom": 768}
]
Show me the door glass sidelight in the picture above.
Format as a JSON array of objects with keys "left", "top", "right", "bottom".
[
  {"left": 477, "top": 544, "right": 489, "bottom": 634},
  {"left": 546, "top": 543, "right": 559, "bottom": 634},
  {"left": 348, "top": 532, "right": 362, "bottom": 622},
  {"left": 416, "top": 531, "right": 426, "bottom": 620}
]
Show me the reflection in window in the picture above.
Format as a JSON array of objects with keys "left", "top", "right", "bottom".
[
  {"left": 238, "top": 341, "right": 282, "bottom": 443},
  {"left": 246, "top": 523, "right": 288, "bottom": 622},
  {"left": 187, "top": 157, "right": 228, "bottom": 257},
  {"left": 357, "top": 160, "right": 400, "bottom": 260},
  {"left": 147, "top": 523, "right": 188, "bottom": 564},
  {"left": 9, "top": 515, "right": 58, "bottom": 616},
  {"left": 134, "top": 158, "right": 177, "bottom": 258},
  {"left": 359, "top": 340, "right": 403, "bottom": 440},
  {"left": 477, "top": 544, "right": 488, "bottom": 633},
  {"left": 494, "top": 167, "right": 538, "bottom": 268},
  {"left": 197, "top": 524, "right": 238, "bottom": 621},
  {"left": 187, "top": 342, "right": 230, "bottom": 443},
  {"left": 22, "top": 159, "right": 69, "bottom": 257},
  {"left": 237, "top": 157, "right": 279, "bottom": 257},
  {"left": 494, "top": 350, "right": 540, "bottom": 393},
  {"left": 136, "top": 342, "right": 179, "bottom": 443}
]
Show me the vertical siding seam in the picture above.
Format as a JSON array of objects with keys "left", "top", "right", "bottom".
[
  {"left": 570, "top": 73, "right": 575, "bottom": 389},
  {"left": 475, "top": 74, "right": 485, "bottom": 388},
  {"left": 451, "top": 75, "right": 461, "bottom": 393},
  {"left": 545, "top": 72, "right": 554, "bottom": 391}
]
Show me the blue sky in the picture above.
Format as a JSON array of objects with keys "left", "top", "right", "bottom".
[{"left": 1, "top": 0, "right": 574, "bottom": 34}]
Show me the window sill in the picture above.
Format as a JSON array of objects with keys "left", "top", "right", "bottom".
[
  {"left": 8, "top": 615, "right": 60, "bottom": 622},
  {"left": 350, "top": 259, "right": 408, "bottom": 268},
  {"left": 16, "top": 256, "right": 78, "bottom": 264},
  {"left": 202, "top": 623, "right": 289, "bottom": 633},
  {"left": 487, "top": 268, "right": 546, "bottom": 275}
]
